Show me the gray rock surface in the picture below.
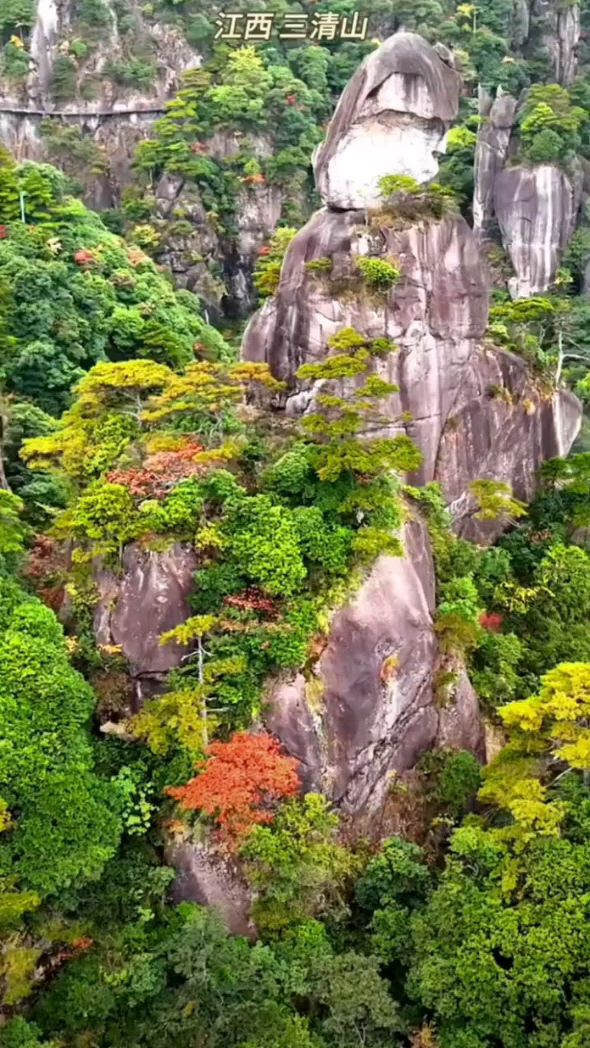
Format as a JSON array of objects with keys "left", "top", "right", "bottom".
[
  {"left": 242, "top": 29, "right": 581, "bottom": 819},
  {"left": 494, "top": 164, "right": 583, "bottom": 298},
  {"left": 165, "top": 839, "right": 255, "bottom": 937},
  {"left": 471, "top": 0, "right": 581, "bottom": 278},
  {"left": 242, "top": 207, "right": 581, "bottom": 531},
  {"left": 265, "top": 520, "right": 486, "bottom": 816},
  {"left": 0, "top": 4, "right": 301, "bottom": 317},
  {"left": 314, "top": 32, "right": 461, "bottom": 209},
  {"left": 473, "top": 89, "right": 518, "bottom": 239},
  {"left": 94, "top": 542, "right": 197, "bottom": 706},
  {"left": 153, "top": 132, "right": 296, "bottom": 316},
  {"left": 532, "top": 0, "right": 580, "bottom": 85}
]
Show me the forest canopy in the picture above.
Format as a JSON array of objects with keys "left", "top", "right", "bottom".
[{"left": 0, "top": 0, "right": 590, "bottom": 1045}]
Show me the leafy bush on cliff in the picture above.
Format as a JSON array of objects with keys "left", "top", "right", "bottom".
[
  {"left": 22, "top": 335, "right": 418, "bottom": 733},
  {"left": 0, "top": 158, "right": 227, "bottom": 415},
  {"left": 411, "top": 662, "right": 590, "bottom": 1048},
  {"left": 0, "top": 566, "right": 123, "bottom": 1004}
]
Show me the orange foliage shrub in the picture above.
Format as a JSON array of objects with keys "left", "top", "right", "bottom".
[
  {"left": 107, "top": 442, "right": 204, "bottom": 499},
  {"left": 224, "top": 588, "right": 278, "bottom": 617},
  {"left": 74, "top": 249, "right": 96, "bottom": 267},
  {"left": 167, "top": 732, "right": 300, "bottom": 850},
  {"left": 479, "top": 612, "right": 504, "bottom": 633}
]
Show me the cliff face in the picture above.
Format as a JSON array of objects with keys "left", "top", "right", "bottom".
[
  {"left": 243, "top": 205, "right": 580, "bottom": 532},
  {"left": 238, "top": 30, "right": 582, "bottom": 815},
  {"left": 93, "top": 543, "right": 198, "bottom": 707},
  {"left": 472, "top": 1, "right": 583, "bottom": 296},
  {"left": 1, "top": 0, "right": 195, "bottom": 113},
  {"left": 266, "top": 521, "right": 483, "bottom": 815},
  {"left": 84, "top": 30, "right": 582, "bottom": 826},
  {"left": 152, "top": 136, "right": 289, "bottom": 319},
  {"left": 0, "top": 1, "right": 303, "bottom": 317},
  {"left": 3, "top": 2, "right": 586, "bottom": 315}
]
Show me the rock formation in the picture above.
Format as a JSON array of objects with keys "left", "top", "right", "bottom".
[
  {"left": 473, "top": 89, "right": 583, "bottom": 297},
  {"left": 93, "top": 543, "right": 197, "bottom": 707},
  {"left": 242, "top": 172, "right": 581, "bottom": 537},
  {"left": 165, "top": 838, "right": 254, "bottom": 938},
  {"left": 472, "top": 1, "right": 583, "bottom": 296},
  {"left": 62, "top": 28, "right": 582, "bottom": 834},
  {"left": 0, "top": 2, "right": 301, "bottom": 317},
  {"left": 494, "top": 163, "right": 583, "bottom": 299},
  {"left": 152, "top": 133, "right": 288, "bottom": 319},
  {"left": 266, "top": 520, "right": 483, "bottom": 815},
  {"left": 240, "top": 30, "right": 582, "bottom": 817},
  {"left": 472, "top": 88, "right": 518, "bottom": 238},
  {"left": 313, "top": 33, "right": 461, "bottom": 209}
]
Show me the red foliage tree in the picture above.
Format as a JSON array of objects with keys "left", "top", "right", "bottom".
[
  {"left": 224, "top": 588, "right": 278, "bottom": 618},
  {"left": 167, "top": 732, "right": 300, "bottom": 851},
  {"left": 74, "top": 249, "right": 96, "bottom": 267},
  {"left": 244, "top": 173, "right": 266, "bottom": 186},
  {"left": 24, "top": 536, "right": 66, "bottom": 610},
  {"left": 107, "top": 442, "right": 204, "bottom": 499},
  {"left": 106, "top": 467, "right": 160, "bottom": 499},
  {"left": 479, "top": 612, "right": 504, "bottom": 633},
  {"left": 0, "top": 226, "right": 8, "bottom": 240}
]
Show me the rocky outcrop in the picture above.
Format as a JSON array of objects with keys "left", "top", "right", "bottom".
[
  {"left": 93, "top": 542, "right": 197, "bottom": 706},
  {"left": 473, "top": 88, "right": 518, "bottom": 238},
  {"left": 153, "top": 133, "right": 293, "bottom": 317},
  {"left": 473, "top": 105, "right": 583, "bottom": 297},
  {"left": 265, "top": 519, "right": 485, "bottom": 816},
  {"left": 165, "top": 838, "right": 254, "bottom": 938},
  {"left": 2, "top": 0, "right": 198, "bottom": 112},
  {"left": 242, "top": 206, "right": 581, "bottom": 529},
  {"left": 494, "top": 163, "right": 583, "bottom": 298},
  {"left": 314, "top": 32, "right": 461, "bottom": 209},
  {"left": 471, "top": 0, "right": 582, "bottom": 290},
  {"left": 513, "top": 0, "right": 580, "bottom": 85},
  {"left": 28, "top": 0, "right": 60, "bottom": 103},
  {"left": 0, "top": 3, "right": 297, "bottom": 315},
  {"left": 240, "top": 30, "right": 582, "bottom": 813},
  {"left": 531, "top": 0, "right": 581, "bottom": 86}
]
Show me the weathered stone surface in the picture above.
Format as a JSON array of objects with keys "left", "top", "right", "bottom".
[
  {"left": 165, "top": 839, "right": 255, "bottom": 937},
  {"left": 242, "top": 207, "right": 582, "bottom": 536},
  {"left": 5, "top": 0, "right": 198, "bottom": 112},
  {"left": 151, "top": 135, "right": 300, "bottom": 317},
  {"left": 264, "top": 673, "right": 326, "bottom": 792},
  {"left": 473, "top": 88, "right": 518, "bottom": 238},
  {"left": 265, "top": 520, "right": 486, "bottom": 817},
  {"left": 494, "top": 163, "right": 583, "bottom": 297},
  {"left": 28, "top": 0, "right": 59, "bottom": 103},
  {"left": 0, "top": 5, "right": 295, "bottom": 318},
  {"left": 532, "top": 0, "right": 581, "bottom": 86},
  {"left": 94, "top": 542, "right": 197, "bottom": 705},
  {"left": 320, "top": 521, "right": 438, "bottom": 812},
  {"left": 470, "top": 1, "right": 581, "bottom": 272},
  {"left": 314, "top": 32, "right": 461, "bottom": 209},
  {"left": 241, "top": 29, "right": 582, "bottom": 820},
  {"left": 436, "top": 670, "right": 485, "bottom": 756},
  {"left": 438, "top": 350, "right": 582, "bottom": 540}
]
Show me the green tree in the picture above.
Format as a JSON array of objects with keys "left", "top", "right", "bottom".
[
  {"left": 411, "top": 662, "right": 590, "bottom": 1048},
  {"left": 242, "top": 794, "right": 355, "bottom": 935}
]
